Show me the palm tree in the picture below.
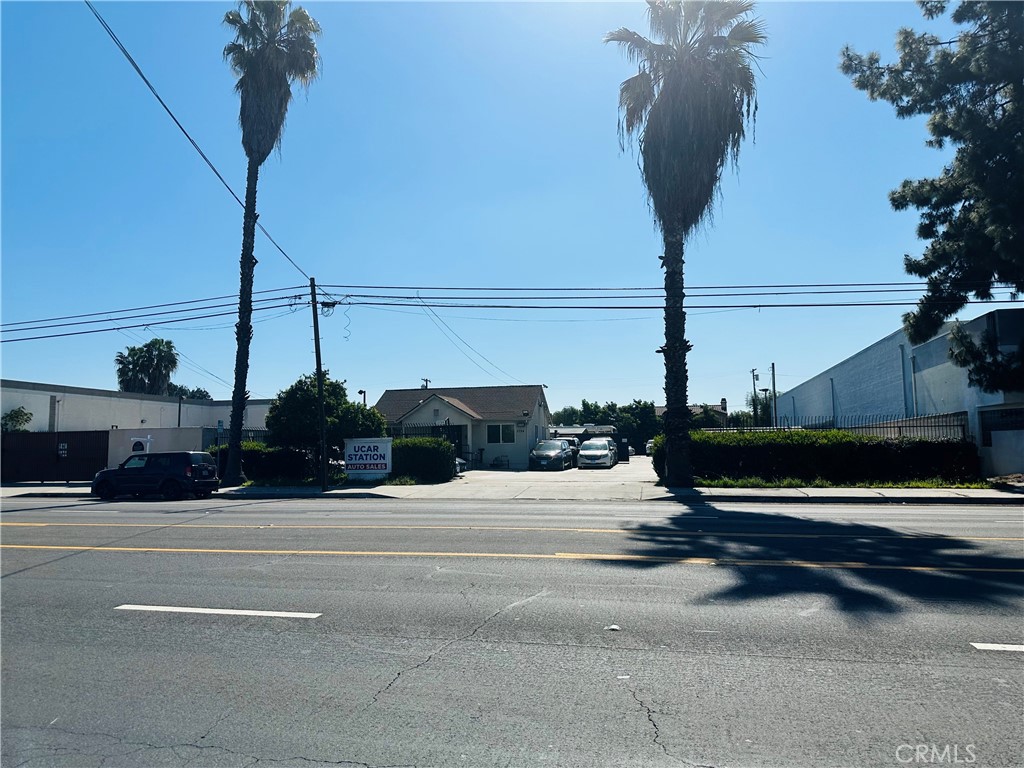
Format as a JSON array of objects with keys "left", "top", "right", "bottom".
[
  {"left": 607, "top": 0, "right": 765, "bottom": 486},
  {"left": 222, "top": 0, "right": 321, "bottom": 485},
  {"left": 115, "top": 338, "right": 179, "bottom": 396}
]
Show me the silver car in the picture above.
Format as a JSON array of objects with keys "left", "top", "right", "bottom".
[{"left": 577, "top": 438, "right": 616, "bottom": 469}]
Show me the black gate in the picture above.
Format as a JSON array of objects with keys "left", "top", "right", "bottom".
[
  {"left": 386, "top": 422, "right": 465, "bottom": 460},
  {"left": 1, "top": 431, "right": 110, "bottom": 482}
]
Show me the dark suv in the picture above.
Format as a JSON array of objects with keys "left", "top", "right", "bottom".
[{"left": 92, "top": 451, "right": 219, "bottom": 500}]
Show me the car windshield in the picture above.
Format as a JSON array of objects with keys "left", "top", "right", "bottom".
[
  {"left": 580, "top": 440, "right": 608, "bottom": 450},
  {"left": 191, "top": 453, "right": 215, "bottom": 465},
  {"left": 534, "top": 441, "right": 562, "bottom": 451}
]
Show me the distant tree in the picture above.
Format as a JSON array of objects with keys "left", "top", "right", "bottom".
[
  {"left": 551, "top": 398, "right": 660, "bottom": 449},
  {"left": 607, "top": 0, "right": 766, "bottom": 486},
  {"left": 691, "top": 404, "right": 720, "bottom": 429},
  {"left": 222, "top": 0, "right": 322, "bottom": 485},
  {"left": 841, "top": 1, "right": 1023, "bottom": 389},
  {"left": 266, "top": 372, "right": 386, "bottom": 460},
  {"left": 619, "top": 399, "right": 661, "bottom": 447},
  {"left": 745, "top": 390, "right": 774, "bottom": 426},
  {"left": 727, "top": 409, "right": 754, "bottom": 429},
  {"left": 2, "top": 406, "right": 33, "bottom": 433},
  {"left": 115, "top": 338, "right": 178, "bottom": 396},
  {"left": 551, "top": 406, "right": 583, "bottom": 425},
  {"left": 167, "top": 383, "right": 214, "bottom": 401}
]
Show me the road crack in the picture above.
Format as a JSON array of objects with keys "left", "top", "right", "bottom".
[{"left": 362, "top": 589, "right": 550, "bottom": 712}]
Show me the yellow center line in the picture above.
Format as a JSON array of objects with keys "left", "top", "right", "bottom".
[
  {"left": 0, "top": 522, "right": 1019, "bottom": 542},
  {"left": 2, "top": 544, "right": 1021, "bottom": 573}
]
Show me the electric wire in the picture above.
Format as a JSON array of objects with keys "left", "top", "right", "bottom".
[
  {"left": 115, "top": 327, "right": 235, "bottom": 393},
  {"left": 4, "top": 280, "right": 1012, "bottom": 330},
  {"left": 3, "top": 283, "right": 1017, "bottom": 340},
  {"left": 416, "top": 301, "right": 508, "bottom": 385},
  {"left": 2, "top": 302, "right": 299, "bottom": 343},
  {"left": 0, "top": 285, "right": 306, "bottom": 329},
  {"left": 5, "top": 294, "right": 306, "bottom": 334},
  {"left": 83, "top": 1, "right": 311, "bottom": 280},
  {"left": 416, "top": 295, "right": 527, "bottom": 385}
]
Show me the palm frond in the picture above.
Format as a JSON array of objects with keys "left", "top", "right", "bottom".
[
  {"left": 608, "top": 0, "right": 766, "bottom": 237},
  {"left": 618, "top": 70, "right": 656, "bottom": 146},
  {"left": 224, "top": 0, "right": 322, "bottom": 164}
]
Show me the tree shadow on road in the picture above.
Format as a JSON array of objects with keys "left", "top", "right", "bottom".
[{"left": 608, "top": 498, "right": 1024, "bottom": 622}]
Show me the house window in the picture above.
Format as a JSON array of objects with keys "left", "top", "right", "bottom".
[
  {"left": 433, "top": 408, "right": 440, "bottom": 420},
  {"left": 487, "top": 424, "right": 515, "bottom": 444}
]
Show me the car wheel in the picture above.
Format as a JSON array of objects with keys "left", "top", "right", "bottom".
[
  {"left": 95, "top": 481, "right": 115, "bottom": 500},
  {"left": 160, "top": 481, "right": 183, "bottom": 501}
]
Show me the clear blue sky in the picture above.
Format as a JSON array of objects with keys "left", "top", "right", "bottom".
[{"left": 2, "top": 1, "right": 977, "bottom": 415}]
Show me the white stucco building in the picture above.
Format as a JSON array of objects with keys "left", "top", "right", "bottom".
[
  {"left": 1, "top": 380, "right": 271, "bottom": 470},
  {"left": 778, "top": 309, "right": 1023, "bottom": 476}
]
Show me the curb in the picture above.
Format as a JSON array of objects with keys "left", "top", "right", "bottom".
[{"left": 4, "top": 490, "right": 1021, "bottom": 506}]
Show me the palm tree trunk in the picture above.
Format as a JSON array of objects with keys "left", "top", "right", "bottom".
[
  {"left": 223, "top": 156, "right": 261, "bottom": 486},
  {"left": 662, "top": 228, "right": 693, "bottom": 487}
]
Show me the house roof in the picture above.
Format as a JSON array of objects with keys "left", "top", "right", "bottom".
[
  {"left": 375, "top": 385, "right": 549, "bottom": 423},
  {"left": 396, "top": 393, "right": 482, "bottom": 422}
]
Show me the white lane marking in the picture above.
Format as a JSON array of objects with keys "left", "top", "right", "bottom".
[
  {"left": 115, "top": 604, "right": 321, "bottom": 619},
  {"left": 970, "top": 643, "right": 1024, "bottom": 652}
]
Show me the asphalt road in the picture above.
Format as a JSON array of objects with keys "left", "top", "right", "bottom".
[{"left": 2, "top": 497, "right": 1022, "bottom": 768}]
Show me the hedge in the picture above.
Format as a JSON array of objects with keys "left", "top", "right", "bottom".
[
  {"left": 207, "top": 442, "right": 310, "bottom": 482},
  {"left": 210, "top": 438, "right": 458, "bottom": 485},
  {"left": 650, "top": 431, "right": 980, "bottom": 484},
  {"left": 391, "top": 437, "right": 455, "bottom": 484}
]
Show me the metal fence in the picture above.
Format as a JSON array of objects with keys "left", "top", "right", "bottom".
[
  {"left": 704, "top": 412, "right": 972, "bottom": 442},
  {"left": 202, "top": 428, "right": 269, "bottom": 449}
]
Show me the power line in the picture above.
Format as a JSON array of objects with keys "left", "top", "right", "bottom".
[
  {"left": 338, "top": 297, "right": 1020, "bottom": 311},
  {"left": 5, "top": 293, "right": 306, "bottom": 334},
  {"left": 319, "top": 280, "right": 1007, "bottom": 292},
  {"left": 0, "top": 285, "right": 305, "bottom": 329},
  {"left": 3, "top": 284, "right": 1017, "bottom": 340},
  {"left": 83, "top": 0, "right": 310, "bottom": 280},
  {"left": 416, "top": 295, "right": 526, "bottom": 385},
  {"left": 1, "top": 302, "right": 299, "bottom": 343}
]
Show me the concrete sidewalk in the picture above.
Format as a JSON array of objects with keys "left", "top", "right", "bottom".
[{"left": 3, "top": 462, "right": 1021, "bottom": 506}]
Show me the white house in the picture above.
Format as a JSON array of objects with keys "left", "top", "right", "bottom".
[{"left": 374, "top": 385, "right": 551, "bottom": 471}]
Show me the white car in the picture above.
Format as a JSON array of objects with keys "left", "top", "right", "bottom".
[{"left": 577, "top": 438, "right": 616, "bottom": 469}]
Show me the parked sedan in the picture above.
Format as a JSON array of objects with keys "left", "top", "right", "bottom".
[
  {"left": 577, "top": 438, "right": 616, "bottom": 469},
  {"left": 528, "top": 439, "right": 573, "bottom": 471}
]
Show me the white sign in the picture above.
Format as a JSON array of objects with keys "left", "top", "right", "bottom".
[{"left": 345, "top": 437, "right": 392, "bottom": 480}]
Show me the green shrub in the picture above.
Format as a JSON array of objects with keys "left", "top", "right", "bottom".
[
  {"left": 208, "top": 442, "right": 310, "bottom": 482},
  {"left": 391, "top": 437, "right": 455, "bottom": 484},
  {"left": 650, "top": 430, "right": 980, "bottom": 484}
]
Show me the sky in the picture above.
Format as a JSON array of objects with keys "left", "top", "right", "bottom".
[{"left": 1, "top": 0, "right": 993, "bottom": 417}]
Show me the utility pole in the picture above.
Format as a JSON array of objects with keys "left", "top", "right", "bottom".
[
  {"left": 421, "top": 378, "right": 431, "bottom": 389},
  {"left": 750, "top": 368, "right": 759, "bottom": 428},
  {"left": 771, "top": 362, "right": 778, "bottom": 428},
  {"left": 309, "top": 278, "right": 328, "bottom": 493}
]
